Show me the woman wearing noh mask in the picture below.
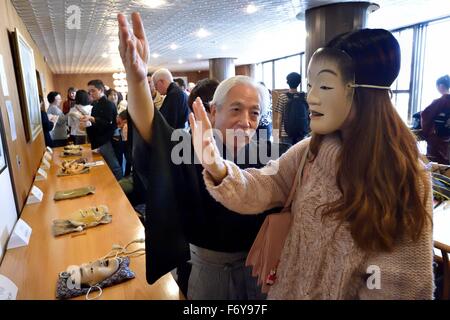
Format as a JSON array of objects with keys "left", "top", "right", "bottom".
[{"left": 189, "top": 28, "right": 434, "bottom": 299}]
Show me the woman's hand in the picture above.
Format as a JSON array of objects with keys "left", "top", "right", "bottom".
[
  {"left": 189, "top": 97, "right": 227, "bottom": 184},
  {"left": 118, "top": 12, "right": 148, "bottom": 83}
]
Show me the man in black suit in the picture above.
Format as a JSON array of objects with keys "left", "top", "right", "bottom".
[{"left": 152, "top": 68, "right": 189, "bottom": 129}]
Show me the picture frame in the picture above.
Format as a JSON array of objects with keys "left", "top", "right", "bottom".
[{"left": 10, "top": 28, "right": 42, "bottom": 142}]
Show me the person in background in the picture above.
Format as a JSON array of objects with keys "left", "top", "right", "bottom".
[
  {"left": 46, "top": 91, "right": 68, "bottom": 147},
  {"left": 40, "top": 95, "right": 54, "bottom": 147},
  {"left": 187, "top": 82, "right": 196, "bottom": 94},
  {"left": 107, "top": 88, "right": 127, "bottom": 114},
  {"left": 68, "top": 90, "right": 93, "bottom": 145},
  {"left": 62, "top": 87, "right": 76, "bottom": 115},
  {"left": 256, "top": 81, "right": 273, "bottom": 141},
  {"left": 152, "top": 68, "right": 190, "bottom": 129},
  {"left": 273, "top": 72, "right": 303, "bottom": 145},
  {"left": 174, "top": 78, "right": 189, "bottom": 94},
  {"left": 83, "top": 79, "right": 123, "bottom": 180},
  {"left": 187, "top": 78, "right": 219, "bottom": 118},
  {"left": 421, "top": 75, "right": 450, "bottom": 164},
  {"left": 147, "top": 72, "right": 165, "bottom": 110},
  {"left": 117, "top": 110, "right": 131, "bottom": 176},
  {"left": 107, "top": 88, "right": 126, "bottom": 168}
]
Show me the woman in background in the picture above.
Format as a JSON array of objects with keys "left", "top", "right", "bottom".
[{"left": 69, "top": 90, "right": 93, "bottom": 145}]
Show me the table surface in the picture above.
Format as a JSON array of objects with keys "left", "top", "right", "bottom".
[{"left": 0, "top": 146, "right": 183, "bottom": 300}]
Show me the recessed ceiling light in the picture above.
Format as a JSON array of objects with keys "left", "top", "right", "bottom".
[
  {"left": 196, "top": 28, "right": 211, "bottom": 38},
  {"left": 152, "top": 53, "right": 160, "bottom": 58},
  {"left": 101, "top": 53, "right": 109, "bottom": 58},
  {"left": 170, "top": 43, "right": 179, "bottom": 50},
  {"left": 178, "top": 59, "right": 184, "bottom": 64},
  {"left": 196, "top": 54, "right": 202, "bottom": 59},
  {"left": 220, "top": 45, "right": 228, "bottom": 51},
  {"left": 139, "top": 0, "right": 166, "bottom": 8},
  {"left": 246, "top": 4, "right": 258, "bottom": 14}
]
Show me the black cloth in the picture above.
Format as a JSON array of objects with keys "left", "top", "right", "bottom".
[
  {"left": 40, "top": 110, "right": 54, "bottom": 147},
  {"left": 133, "top": 109, "right": 287, "bottom": 284},
  {"left": 86, "top": 96, "right": 117, "bottom": 149},
  {"left": 159, "top": 82, "right": 190, "bottom": 129}
]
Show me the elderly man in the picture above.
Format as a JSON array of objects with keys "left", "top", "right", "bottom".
[
  {"left": 118, "top": 12, "right": 285, "bottom": 299},
  {"left": 152, "top": 68, "right": 189, "bottom": 129},
  {"left": 147, "top": 72, "right": 165, "bottom": 110}
]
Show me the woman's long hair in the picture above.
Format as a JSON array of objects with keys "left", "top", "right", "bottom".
[{"left": 309, "top": 29, "right": 431, "bottom": 252}]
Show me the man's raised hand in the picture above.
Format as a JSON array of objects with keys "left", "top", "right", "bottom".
[{"left": 118, "top": 12, "right": 149, "bottom": 83}]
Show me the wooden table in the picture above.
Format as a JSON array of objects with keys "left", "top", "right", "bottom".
[{"left": 0, "top": 146, "right": 183, "bottom": 300}]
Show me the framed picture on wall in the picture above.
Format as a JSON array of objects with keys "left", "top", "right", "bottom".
[{"left": 10, "top": 28, "right": 42, "bottom": 142}]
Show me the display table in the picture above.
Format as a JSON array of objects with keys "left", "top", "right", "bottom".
[{"left": 0, "top": 145, "right": 183, "bottom": 300}]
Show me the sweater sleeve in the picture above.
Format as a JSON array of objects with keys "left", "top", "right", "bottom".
[
  {"left": 203, "top": 138, "right": 310, "bottom": 214},
  {"left": 358, "top": 172, "right": 434, "bottom": 300}
]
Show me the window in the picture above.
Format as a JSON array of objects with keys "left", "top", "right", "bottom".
[
  {"left": 391, "top": 28, "right": 414, "bottom": 123},
  {"left": 421, "top": 18, "right": 450, "bottom": 111},
  {"left": 262, "top": 61, "right": 273, "bottom": 90},
  {"left": 274, "top": 55, "right": 301, "bottom": 89}
]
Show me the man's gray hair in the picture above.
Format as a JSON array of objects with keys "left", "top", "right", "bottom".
[
  {"left": 152, "top": 68, "right": 174, "bottom": 83},
  {"left": 210, "top": 75, "right": 269, "bottom": 117}
]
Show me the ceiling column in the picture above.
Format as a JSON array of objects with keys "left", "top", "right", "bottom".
[
  {"left": 304, "top": 2, "right": 379, "bottom": 68},
  {"left": 209, "top": 58, "right": 235, "bottom": 82},
  {"left": 248, "top": 64, "right": 257, "bottom": 81}
]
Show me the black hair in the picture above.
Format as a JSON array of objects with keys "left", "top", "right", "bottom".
[
  {"left": 174, "top": 78, "right": 186, "bottom": 89},
  {"left": 87, "top": 79, "right": 105, "bottom": 92},
  {"left": 75, "top": 90, "right": 90, "bottom": 106},
  {"left": 286, "top": 72, "right": 301, "bottom": 89},
  {"left": 47, "top": 91, "right": 60, "bottom": 104},
  {"left": 437, "top": 75, "right": 450, "bottom": 90},
  {"left": 118, "top": 110, "right": 128, "bottom": 120},
  {"left": 187, "top": 78, "right": 220, "bottom": 112},
  {"left": 106, "top": 89, "right": 123, "bottom": 106}
]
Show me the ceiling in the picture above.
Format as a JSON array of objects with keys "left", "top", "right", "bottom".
[{"left": 10, "top": 0, "right": 450, "bottom": 74}]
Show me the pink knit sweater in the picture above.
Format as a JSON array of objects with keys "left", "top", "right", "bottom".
[{"left": 204, "top": 135, "right": 434, "bottom": 299}]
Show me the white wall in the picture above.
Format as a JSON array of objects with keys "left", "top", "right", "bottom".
[{"left": 0, "top": 167, "right": 18, "bottom": 261}]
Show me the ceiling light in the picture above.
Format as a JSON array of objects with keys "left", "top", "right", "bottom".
[
  {"left": 101, "top": 53, "right": 109, "bottom": 58},
  {"left": 178, "top": 59, "right": 184, "bottom": 64},
  {"left": 152, "top": 53, "right": 160, "bottom": 58},
  {"left": 196, "top": 54, "right": 202, "bottom": 59},
  {"left": 139, "top": 0, "right": 166, "bottom": 8},
  {"left": 170, "top": 43, "right": 179, "bottom": 50},
  {"left": 220, "top": 45, "right": 228, "bottom": 51},
  {"left": 246, "top": 4, "right": 258, "bottom": 14},
  {"left": 196, "top": 28, "right": 211, "bottom": 38}
]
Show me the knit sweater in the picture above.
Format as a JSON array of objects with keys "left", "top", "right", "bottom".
[{"left": 204, "top": 135, "right": 434, "bottom": 299}]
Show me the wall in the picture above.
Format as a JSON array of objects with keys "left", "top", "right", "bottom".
[
  {"left": 52, "top": 65, "right": 251, "bottom": 94},
  {"left": 235, "top": 65, "right": 251, "bottom": 77},
  {"left": 0, "top": 0, "right": 55, "bottom": 213},
  {"left": 172, "top": 71, "right": 209, "bottom": 84},
  {"left": 52, "top": 73, "right": 114, "bottom": 98}
]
